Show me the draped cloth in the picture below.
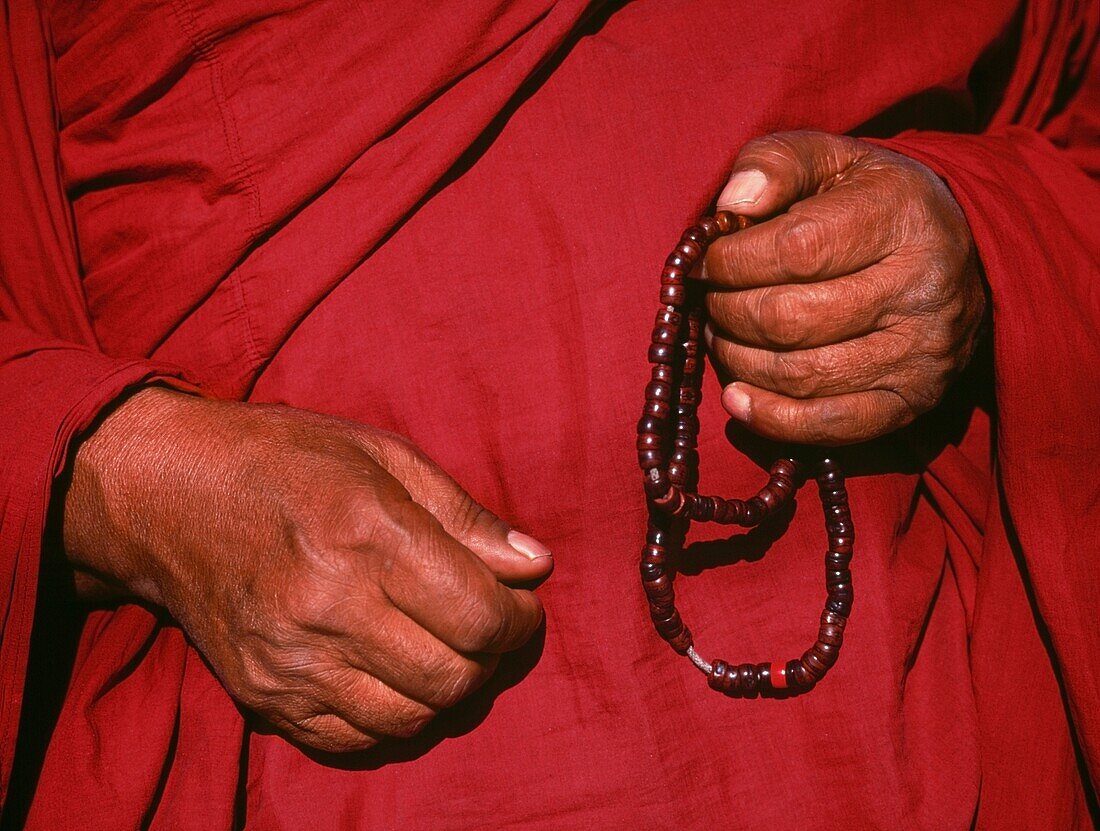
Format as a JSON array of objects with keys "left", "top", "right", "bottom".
[{"left": 1, "top": 0, "right": 1097, "bottom": 827}]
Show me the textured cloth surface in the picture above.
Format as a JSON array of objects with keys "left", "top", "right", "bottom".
[{"left": 1, "top": 0, "right": 1098, "bottom": 828}]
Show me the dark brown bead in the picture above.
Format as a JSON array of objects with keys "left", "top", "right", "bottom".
[
  {"left": 698, "top": 217, "right": 720, "bottom": 239},
  {"left": 818, "top": 623, "right": 845, "bottom": 646},
  {"left": 661, "top": 265, "right": 685, "bottom": 284},
  {"left": 644, "top": 398, "right": 671, "bottom": 420},
  {"left": 641, "top": 547, "right": 666, "bottom": 567},
  {"left": 672, "top": 435, "right": 696, "bottom": 451},
  {"left": 771, "top": 458, "right": 799, "bottom": 480},
  {"left": 829, "top": 534, "right": 854, "bottom": 550},
  {"left": 794, "top": 663, "right": 816, "bottom": 689},
  {"left": 644, "top": 470, "right": 670, "bottom": 500},
  {"left": 811, "top": 640, "right": 839, "bottom": 668},
  {"left": 826, "top": 569, "right": 851, "bottom": 588},
  {"left": 650, "top": 364, "right": 675, "bottom": 385},
  {"left": 801, "top": 650, "right": 827, "bottom": 680},
  {"left": 683, "top": 227, "right": 707, "bottom": 245},
  {"left": 769, "top": 476, "right": 794, "bottom": 499},
  {"left": 644, "top": 580, "right": 674, "bottom": 607},
  {"left": 826, "top": 596, "right": 852, "bottom": 616},
  {"left": 645, "top": 381, "right": 672, "bottom": 402},
  {"left": 714, "top": 212, "right": 733, "bottom": 233},
  {"left": 708, "top": 660, "right": 730, "bottom": 692},
  {"left": 668, "top": 628, "right": 693, "bottom": 654},
  {"left": 677, "top": 387, "right": 699, "bottom": 407},
  {"left": 757, "top": 485, "right": 781, "bottom": 511},
  {"left": 636, "top": 432, "right": 662, "bottom": 452},
  {"left": 676, "top": 241, "right": 701, "bottom": 261},
  {"left": 828, "top": 585, "right": 853, "bottom": 603},
  {"left": 665, "top": 253, "right": 691, "bottom": 271},
  {"left": 648, "top": 342, "right": 674, "bottom": 364},
  {"left": 737, "top": 663, "right": 758, "bottom": 696},
  {"left": 652, "top": 608, "right": 683, "bottom": 634},
  {"left": 640, "top": 560, "right": 664, "bottom": 580},
  {"left": 651, "top": 323, "right": 678, "bottom": 345},
  {"left": 652, "top": 485, "right": 684, "bottom": 515},
  {"left": 660, "top": 284, "right": 686, "bottom": 306},
  {"left": 714, "top": 498, "right": 744, "bottom": 524},
  {"left": 637, "top": 449, "right": 662, "bottom": 469},
  {"left": 692, "top": 495, "right": 716, "bottom": 522},
  {"left": 646, "top": 524, "right": 668, "bottom": 546},
  {"left": 826, "top": 550, "right": 852, "bottom": 569},
  {"left": 682, "top": 338, "right": 698, "bottom": 358},
  {"left": 742, "top": 498, "right": 765, "bottom": 526},
  {"left": 656, "top": 308, "right": 682, "bottom": 327},
  {"left": 672, "top": 492, "right": 696, "bottom": 519},
  {"left": 669, "top": 448, "right": 699, "bottom": 467},
  {"left": 820, "top": 610, "right": 847, "bottom": 629},
  {"left": 666, "top": 462, "right": 687, "bottom": 485},
  {"left": 638, "top": 414, "right": 666, "bottom": 435},
  {"left": 786, "top": 659, "right": 807, "bottom": 689},
  {"left": 755, "top": 663, "right": 772, "bottom": 691}
]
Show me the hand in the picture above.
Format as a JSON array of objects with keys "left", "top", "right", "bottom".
[
  {"left": 700, "top": 130, "right": 987, "bottom": 445},
  {"left": 62, "top": 388, "right": 551, "bottom": 752}
]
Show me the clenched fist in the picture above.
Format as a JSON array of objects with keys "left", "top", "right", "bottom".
[
  {"left": 62, "top": 388, "right": 552, "bottom": 752},
  {"left": 701, "top": 131, "right": 987, "bottom": 445}
]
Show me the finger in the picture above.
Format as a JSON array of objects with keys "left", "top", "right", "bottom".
[
  {"left": 314, "top": 666, "right": 439, "bottom": 741},
  {"left": 705, "top": 325, "right": 909, "bottom": 400},
  {"left": 702, "top": 173, "right": 904, "bottom": 289},
  {"left": 715, "top": 130, "right": 869, "bottom": 218},
  {"left": 704, "top": 261, "right": 905, "bottom": 351},
  {"left": 284, "top": 712, "right": 383, "bottom": 754},
  {"left": 720, "top": 382, "right": 911, "bottom": 445},
  {"left": 367, "top": 434, "right": 553, "bottom": 584},
  {"left": 323, "top": 602, "right": 499, "bottom": 709},
  {"left": 373, "top": 499, "right": 545, "bottom": 655}
]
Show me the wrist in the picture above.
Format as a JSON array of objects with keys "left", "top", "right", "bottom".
[{"left": 62, "top": 386, "right": 203, "bottom": 606}]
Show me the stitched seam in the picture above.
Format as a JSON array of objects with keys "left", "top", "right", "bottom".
[{"left": 166, "top": 0, "right": 263, "bottom": 376}]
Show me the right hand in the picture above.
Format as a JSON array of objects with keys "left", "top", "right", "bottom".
[{"left": 62, "top": 388, "right": 552, "bottom": 752}]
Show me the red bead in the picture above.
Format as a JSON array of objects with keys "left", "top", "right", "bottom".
[{"left": 770, "top": 662, "right": 788, "bottom": 690}]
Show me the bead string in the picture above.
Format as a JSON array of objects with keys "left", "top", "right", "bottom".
[{"left": 637, "top": 211, "right": 855, "bottom": 697}]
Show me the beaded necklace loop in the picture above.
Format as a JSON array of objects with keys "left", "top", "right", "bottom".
[{"left": 637, "top": 211, "right": 854, "bottom": 696}]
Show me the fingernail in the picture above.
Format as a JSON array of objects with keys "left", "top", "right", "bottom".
[
  {"left": 722, "top": 383, "right": 752, "bottom": 421},
  {"left": 507, "top": 530, "right": 553, "bottom": 561},
  {"left": 703, "top": 321, "right": 715, "bottom": 348},
  {"left": 718, "top": 169, "right": 767, "bottom": 207}
]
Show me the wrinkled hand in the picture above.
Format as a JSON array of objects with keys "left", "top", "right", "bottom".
[
  {"left": 63, "top": 388, "right": 551, "bottom": 752},
  {"left": 701, "top": 131, "right": 987, "bottom": 445}
]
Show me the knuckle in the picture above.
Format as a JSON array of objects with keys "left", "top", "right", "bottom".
[
  {"left": 383, "top": 700, "right": 436, "bottom": 739},
  {"left": 774, "top": 218, "right": 827, "bottom": 279},
  {"left": 425, "top": 660, "right": 486, "bottom": 709},
  {"left": 451, "top": 593, "right": 508, "bottom": 652},
  {"left": 296, "top": 715, "right": 377, "bottom": 753},
  {"left": 773, "top": 352, "right": 821, "bottom": 397},
  {"left": 753, "top": 287, "right": 809, "bottom": 349}
]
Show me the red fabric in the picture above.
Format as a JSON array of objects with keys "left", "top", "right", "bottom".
[{"left": 1, "top": 0, "right": 1097, "bottom": 827}]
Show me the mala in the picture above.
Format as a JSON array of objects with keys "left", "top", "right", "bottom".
[{"left": 637, "top": 211, "right": 854, "bottom": 697}]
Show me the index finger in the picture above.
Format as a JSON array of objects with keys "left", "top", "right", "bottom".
[
  {"left": 372, "top": 499, "right": 545, "bottom": 655},
  {"left": 701, "top": 174, "right": 902, "bottom": 290}
]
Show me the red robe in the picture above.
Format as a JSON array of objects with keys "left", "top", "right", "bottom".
[{"left": 1, "top": 0, "right": 1097, "bottom": 827}]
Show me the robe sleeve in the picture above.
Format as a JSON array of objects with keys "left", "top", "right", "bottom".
[
  {"left": 0, "top": 1, "right": 194, "bottom": 805},
  {"left": 873, "top": 0, "right": 1100, "bottom": 793}
]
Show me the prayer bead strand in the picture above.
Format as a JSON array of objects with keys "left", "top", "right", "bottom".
[{"left": 638, "top": 211, "right": 855, "bottom": 697}]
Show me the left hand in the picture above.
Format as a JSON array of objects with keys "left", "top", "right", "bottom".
[{"left": 700, "top": 130, "right": 987, "bottom": 445}]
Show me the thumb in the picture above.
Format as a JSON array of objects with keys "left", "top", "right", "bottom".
[
  {"left": 370, "top": 434, "right": 553, "bottom": 584},
  {"left": 716, "top": 131, "right": 868, "bottom": 218}
]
